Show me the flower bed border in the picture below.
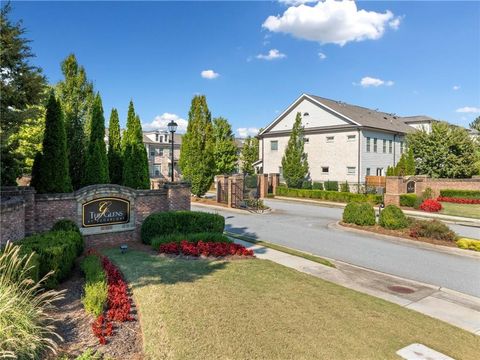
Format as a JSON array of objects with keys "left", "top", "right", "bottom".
[
  {"left": 159, "top": 240, "right": 254, "bottom": 258},
  {"left": 437, "top": 196, "right": 480, "bottom": 204}
]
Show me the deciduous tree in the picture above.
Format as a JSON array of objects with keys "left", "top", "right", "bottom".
[
  {"left": 470, "top": 116, "right": 480, "bottom": 132},
  {"left": 213, "top": 117, "right": 238, "bottom": 175}
]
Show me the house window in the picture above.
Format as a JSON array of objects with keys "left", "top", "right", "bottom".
[
  {"left": 304, "top": 137, "right": 309, "bottom": 143},
  {"left": 400, "top": 141, "right": 404, "bottom": 154},
  {"left": 271, "top": 140, "right": 278, "bottom": 151},
  {"left": 347, "top": 167, "right": 356, "bottom": 175},
  {"left": 376, "top": 167, "right": 383, "bottom": 176},
  {"left": 373, "top": 138, "right": 378, "bottom": 152},
  {"left": 153, "top": 165, "right": 161, "bottom": 176},
  {"left": 366, "top": 168, "right": 371, "bottom": 176},
  {"left": 389, "top": 140, "right": 393, "bottom": 154},
  {"left": 347, "top": 135, "right": 356, "bottom": 142},
  {"left": 326, "top": 136, "right": 334, "bottom": 143},
  {"left": 159, "top": 136, "right": 163, "bottom": 143},
  {"left": 155, "top": 134, "right": 159, "bottom": 142},
  {"left": 321, "top": 166, "right": 329, "bottom": 174},
  {"left": 383, "top": 139, "right": 387, "bottom": 153},
  {"left": 150, "top": 151, "right": 155, "bottom": 157},
  {"left": 366, "top": 137, "right": 371, "bottom": 152},
  {"left": 155, "top": 148, "right": 163, "bottom": 156}
]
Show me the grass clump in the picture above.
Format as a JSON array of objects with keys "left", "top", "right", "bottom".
[
  {"left": 342, "top": 202, "right": 376, "bottom": 226},
  {"left": 80, "top": 255, "right": 107, "bottom": 316},
  {"left": 379, "top": 205, "right": 408, "bottom": 229}
]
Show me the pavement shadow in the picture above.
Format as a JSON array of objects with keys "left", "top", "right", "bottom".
[{"left": 224, "top": 224, "right": 269, "bottom": 255}]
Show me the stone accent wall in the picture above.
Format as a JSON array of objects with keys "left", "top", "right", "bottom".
[{"left": 0, "top": 197, "right": 25, "bottom": 244}]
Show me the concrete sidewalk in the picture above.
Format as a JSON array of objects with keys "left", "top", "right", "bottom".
[{"left": 231, "top": 237, "right": 480, "bottom": 335}]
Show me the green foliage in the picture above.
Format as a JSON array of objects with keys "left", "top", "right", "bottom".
[
  {"left": 56, "top": 54, "right": 94, "bottom": 189},
  {"left": 400, "top": 194, "right": 418, "bottom": 207},
  {"left": 312, "top": 182, "right": 323, "bottom": 190},
  {"left": 84, "top": 93, "right": 109, "bottom": 185},
  {"left": 108, "top": 108, "right": 123, "bottom": 184},
  {"left": 410, "top": 219, "right": 456, "bottom": 241},
  {"left": 340, "top": 181, "right": 350, "bottom": 193},
  {"left": 386, "top": 166, "right": 394, "bottom": 176},
  {"left": 121, "top": 101, "right": 149, "bottom": 189},
  {"left": 281, "top": 112, "right": 309, "bottom": 188},
  {"left": 422, "top": 187, "right": 434, "bottom": 200},
  {"left": 407, "top": 121, "right": 477, "bottom": 178},
  {"left": 276, "top": 186, "right": 382, "bottom": 204},
  {"left": 324, "top": 181, "right": 339, "bottom": 191},
  {"left": 141, "top": 211, "right": 225, "bottom": 245},
  {"left": 151, "top": 232, "right": 232, "bottom": 249},
  {"left": 0, "top": 4, "right": 47, "bottom": 185},
  {"left": 470, "top": 116, "right": 480, "bottom": 132},
  {"left": 51, "top": 219, "right": 80, "bottom": 233},
  {"left": 388, "top": 148, "right": 416, "bottom": 176},
  {"left": 456, "top": 238, "right": 480, "bottom": 252},
  {"left": 439, "top": 189, "right": 480, "bottom": 199},
  {"left": 0, "top": 243, "right": 64, "bottom": 359},
  {"left": 213, "top": 117, "right": 238, "bottom": 175},
  {"left": 81, "top": 256, "right": 107, "bottom": 316},
  {"left": 179, "top": 95, "right": 215, "bottom": 195},
  {"left": 240, "top": 136, "right": 259, "bottom": 175},
  {"left": 379, "top": 205, "right": 408, "bottom": 229},
  {"left": 342, "top": 202, "right": 376, "bottom": 226},
  {"left": 301, "top": 180, "right": 312, "bottom": 189},
  {"left": 30, "top": 91, "right": 72, "bottom": 193},
  {"left": 17, "top": 230, "right": 83, "bottom": 288},
  {"left": 75, "top": 349, "right": 103, "bottom": 360}
]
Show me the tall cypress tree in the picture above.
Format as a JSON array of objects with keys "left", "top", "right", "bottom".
[
  {"left": 240, "top": 136, "right": 259, "bottom": 175},
  {"left": 30, "top": 91, "right": 72, "bottom": 193},
  {"left": 213, "top": 117, "right": 238, "bottom": 175},
  {"left": 122, "top": 103, "right": 150, "bottom": 189},
  {"left": 108, "top": 108, "right": 123, "bottom": 184},
  {"left": 84, "top": 93, "right": 109, "bottom": 185},
  {"left": 179, "top": 95, "right": 215, "bottom": 196},
  {"left": 281, "top": 112, "right": 309, "bottom": 188}
]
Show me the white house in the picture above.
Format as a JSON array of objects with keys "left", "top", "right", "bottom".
[{"left": 256, "top": 94, "right": 436, "bottom": 189}]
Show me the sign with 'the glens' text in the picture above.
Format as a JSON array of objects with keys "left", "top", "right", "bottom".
[{"left": 82, "top": 197, "right": 130, "bottom": 227}]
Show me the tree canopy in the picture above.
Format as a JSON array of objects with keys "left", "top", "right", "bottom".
[
  {"left": 213, "top": 117, "right": 238, "bottom": 175},
  {"left": 240, "top": 136, "right": 259, "bottom": 175},
  {"left": 108, "top": 108, "right": 123, "bottom": 184},
  {"left": 281, "top": 112, "right": 309, "bottom": 187}
]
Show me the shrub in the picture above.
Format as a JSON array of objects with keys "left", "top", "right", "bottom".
[
  {"left": 17, "top": 230, "right": 83, "bottom": 288},
  {"left": 51, "top": 218, "right": 80, "bottom": 234},
  {"left": 0, "top": 242, "right": 64, "bottom": 359},
  {"left": 419, "top": 199, "right": 442, "bottom": 212},
  {"left": 422, "top": 187, "right": 434, "bottom": 200},
  {"left": 159, "top": 240, "right": 254, "bottom": 257},
  {"left": 324, "top": 181, "right": 339, "bottom": 191},
  {"left": 456, "top": 238, "right": 480, "bottom": 252},
  {"left": 312, "top": 182, "right": 323, "bottom": 190},
  {"left": 141, "top": 211, "right": 225, "bottom": 245},
  {"left": 340, "top": 181, "right": 350, "bottom": 193},
  {"left": 437, "top": 196, "right": 480, "bottom": 204},
  {"left": 409, "top": 220, "right": 456, "bottom": 241},
  {"left": 400, "top": 194, "right": 418, "bottom": 207},
  {"left": 81, "top": 256, "right": 107, "bottom": 317},
  {"left": 275, "top": 186, "right": 382, "bottom": 204},
  {"left": 342, "top": 202, "right": 376, "bottom": 226},
  {"left": 439, "top": 189, "right": 480, "bottom": 199},
  {"left": 151, "top": 232, "right": 232, "bottom": 249},
  {"left": 379, "top": 205, "right": 408, "bottom": 229},
  {"left": 301, "top": 180, "right": 312, "bottom": 189}
]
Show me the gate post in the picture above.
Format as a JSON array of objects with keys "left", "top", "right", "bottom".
[
  {"left": 259, "top": 174, "right": 268, "bottom": 199},
  {"left": 227, "top": 177, "right": 233, "bottom": 208},
  {"left": 270, "top": 173, "right": 280, "bottom": 195}
]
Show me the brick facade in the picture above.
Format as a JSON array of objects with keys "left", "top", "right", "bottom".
[{"left": 0, "top": 197, "right": 25, "bottom": 244}]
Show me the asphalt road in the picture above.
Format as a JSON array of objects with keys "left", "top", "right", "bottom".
[{"left": 192, "top": 199, "right": 480, "bottom": 298}]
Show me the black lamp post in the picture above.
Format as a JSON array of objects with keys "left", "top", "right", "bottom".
[{"left": 167, "top": 120, "right": 178, "bottom": 182}]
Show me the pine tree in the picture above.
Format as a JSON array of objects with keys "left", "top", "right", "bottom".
[
  {"left": 122, "top": 104, "right": 150, "bottom": 189},
  {"left": 470, "top": 116, "right": 480, "bottom": 132},
  {"left": 240, "top": 136, "right": 259, "bottom": 175},
  {"left": 108, "top": 108, "right": 123, "bottom": 184},
  {"left": 213, "top": 117, "right": 238, "bottom": 175},
  {"left": 84, "top": 93, "right": 109, "bottom": 185},
  {"left": 179, "top": 95, "right": 215, "bottom": 196},
  {"left": 281, "top": 112, "right": 309, "bottom": 188},
  {"left": 30, "top": 91, "right": 72, "bottom": 193},
  {"left": 56, "top": 54, "right": 94, "bottom": 189}
]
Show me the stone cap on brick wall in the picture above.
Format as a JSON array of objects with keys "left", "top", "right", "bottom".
[{"left": 0, "top": 196, "right": 25, "bottom": 211}]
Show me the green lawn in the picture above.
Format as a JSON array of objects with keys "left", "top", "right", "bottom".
[
  {"left": 440, "top": 202, "right": 480, "bottom": 219},
  {"left": 105, "top": 249, "right": 480, "bottom": 360}
]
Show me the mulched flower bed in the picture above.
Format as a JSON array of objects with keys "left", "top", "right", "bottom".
[
  {"left": 437, "top": 196, "right": 480, "bottom": 204},
  {"left": 159, "top": 240, "right": 254, "bottom": 258}
]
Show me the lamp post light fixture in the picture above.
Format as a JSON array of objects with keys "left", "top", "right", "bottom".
[{"left": 167, "top": 120, "right": 178, "bottom": 182}]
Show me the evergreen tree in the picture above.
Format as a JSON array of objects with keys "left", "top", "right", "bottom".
[
  {"left": 1, "top": 4, "right": 47, "bottom": 185},
  {"left": 84, "top": 93, "right": 109, "bottom": 185},
  {"left": 281, "top": 112, "right": 309, "bottom": 188},
  {"left": 122, "top": 104, "right": 150, "bottom": 189},
  {"left": 386, "top": 166, "right": 394, "bottom": 176},
  {"left": 108, "top": 108, "right": 123, "bottom": 184},
  {"left": 56, "top": 54, "right": 94, "bottom": 189},
  {"left": 30, "top": 91, "right": 72, "bottom": 193},
  {"left": 240, "top": 136, "right": 259, "bottom": 175},
  {"left": 213, "top": 117, "right": 238, "bottom": 175},
  {"left": 470, "top": 116, "right": 480, "bottom": 132},
  {"left": 179, "top": 95, "right": 215, "bottom": 196},
  {"left": 394, "top": 153, "right": 407, "bottom": 176},
  {"left": 405, "top": 148, "right": 416, "bottom": 175}
]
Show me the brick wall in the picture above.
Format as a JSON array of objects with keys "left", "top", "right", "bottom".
[
  {"left": 34, "top": 193, "right": 77, "bottom": 233},
  {"left": 0, "top": 197, "right": 25, "bottom": 244}
]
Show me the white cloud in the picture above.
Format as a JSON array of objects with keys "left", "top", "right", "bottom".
[
  {"left": 201, "top": 69, "right": 219, "bottom": 79},
  {"left": 355, "top": 76, "right": 394, "bottom": 88},
  {"left": 256, "top": 49, "right": 287, "bottom": 60},
  {"left": 237, "top": 127, "right": 259, "bottom": 138},
  {"left": 318, "top": 52, "right": 327, "bottom": 60},
  {"left": 456, "top": 106, "right": 480, "bottom": 114},
  {"left": 388, "top": 16, "right": 403, "bottom": 30},
  {"left": 279, "top": 0, "right": 317, "bottom": 5},
  {"left": 142, "top": 113, "right": 188, "bottom": 133},
  {"left": 263, "top": 0, "right": 400, "bottom": 46},
  {"left": 452, "top": 85, "right": 461, "bottom": 91}
]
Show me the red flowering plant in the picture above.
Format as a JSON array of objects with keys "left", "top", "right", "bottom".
[
  {"left": 419, "top": 199, "right": 442, "bottom": 212},
  {"left": 159, "top": 240, "right": 254, "bottom": 258},
  {"left": 437, "top": 196, "right": 480, "bottom": 204}
]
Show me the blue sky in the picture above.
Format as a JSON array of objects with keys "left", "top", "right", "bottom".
[{"left": 10, "top": 0, "right": 480, "bottom": 136}]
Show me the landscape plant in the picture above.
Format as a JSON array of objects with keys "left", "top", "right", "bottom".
[
  {"left": 81, "top": 255, "right": 108, "bottom": 316},
  {"left": 213, "top": 117, "right": 238, "bottom": 175},
  {"left": 439, "top": 189, "right": 480, "bottom": 199},
  {"left": 324, "top": 181, "right": 339, "bottom": 191},
  {"left": 419, "top": 199, "right": 442, "bottom": 212},
  {"left": 312, "top": 182, "right": 323, "bottom": 190},
  {"left": 456, "top": 238, "right": 480, "bottom": 252},
  {"left": 108, "top": 108, "right": 123, "bottom": 184},
  {"left": 437, "top": 196, "right": 480, "bottom": 204},
  {"left": 379, "top": 205, "right": 408, "bottom": 229},
  {"left": 399, "top": 194, "right": 418, "bottom": 207},
  {"left": 51, "top": 218, "right": 81, "bottom": 233},
  {"left": 340, "top": 181, "right": 350, "bottom": 192},
  {"left": 240, "top": 136, "right": 259, "bottom": 175},
  {"left": 159, "top": 240, "right": 254, "bottom": 257},
  {"left": 409, "top": 219, "right": 456, "bottom": 241},
  {"left": 151, "top": 232, "right": 232, "bottom": 249},
  {"left": 342, "top": 202, "right": 376, "bottom": 226},
  {"left": 276, "top": 186, "right": 382, "bottom": 204}
]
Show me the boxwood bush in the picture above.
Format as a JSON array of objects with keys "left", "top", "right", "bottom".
[
  {"left": 400, "top": 194, "right": 418, "bottom": 207},
  {"left": 275, "top": 186, "right": 382, "bottom": 204},
  {"left": 379, "top": 205, "right": 408, "bottom": 230},
  {"left": 141, "top": 211, "right": 225, "bottom": 245},
  {"left": 51, "top": 219, "right": 80, "bottom": 234},
  {"left": 439, "top": 189, "right": 480, "bottom": 199},
  {"left": 151, "top": 232, "right": 232, "bottom": 249},
  {"left": 342, "top": 202, "right": 376, "bottom": 226}
]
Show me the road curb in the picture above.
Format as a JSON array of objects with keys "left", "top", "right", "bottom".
[{"left": 331, "top": 221, "right": 480, "bottom": 259}]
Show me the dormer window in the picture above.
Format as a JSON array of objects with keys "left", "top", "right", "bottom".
[
  {"left": 155, "top": 134, "right": 159, "bottom": 142},
  {"left": 159, "top": 136, "right": 163, "bottom": 143}
]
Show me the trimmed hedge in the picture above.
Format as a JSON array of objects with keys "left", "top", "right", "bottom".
[
  {"left": 275, "top": 186, "right": 382, "bottom": 204},
  {"left": 379, "top": 205, "right": 408, "bottom": 230},
  {"left": 324, "top": 181, "right": 339, "bottom": 191},
  {"left": 312, "top": 182, "right": 324, "bottom": 190},
  {"left": 17, "top": 230, "right": 83, "bottom": 288},
  {"left": 151, "top": 232, "right": 232, "bottom": 249},
  {"left": 342, "top": 202, "right": 376, "bottom": 226},
  {"left": 81, "top": 255, "right": 107, "bottom": 316},
  {"left": 439, "top": 189, "right": 480, "bottom": 199},
  {"left": 141, "top": 211, "right": 225, "bottom": 245},
  {"left": 400, "top": 194, "right": 418, "bottom": 207}
]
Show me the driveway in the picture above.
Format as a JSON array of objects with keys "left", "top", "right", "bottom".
[{"left": 192, "top": 199, "right": 480, "bottom": 298}]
